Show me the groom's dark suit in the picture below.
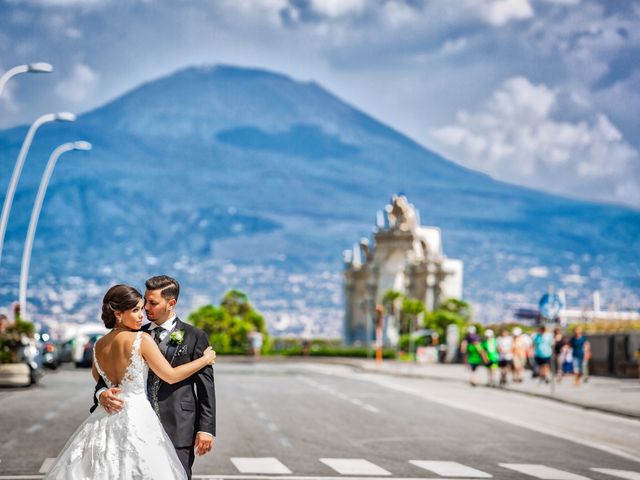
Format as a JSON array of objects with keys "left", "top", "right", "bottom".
[{"left": 91, "top": 318, "right": 216, "bottom": 479}]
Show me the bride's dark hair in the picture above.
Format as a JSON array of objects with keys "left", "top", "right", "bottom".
[{"left": 101, "top": 284, "right": 143, "bottom": 329}]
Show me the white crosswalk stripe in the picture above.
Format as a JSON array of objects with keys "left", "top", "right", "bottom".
[
  {"left": 230, "top": 457, "right": 292, "bottom": 474},
  {"left": 320, "top": 458, "right": 391, "bottom": 476},
  {"left": 500, "top": 464, "right": 591, "bottom": 480},
  {"left": 3, "top": 457, "right": 632, "bottom": 479},
  {"left": 410, "top": 461, "right": 492, "bottom": 478},
  {"left": 590, "top": 469, "right": 640, "bottom": 480}
]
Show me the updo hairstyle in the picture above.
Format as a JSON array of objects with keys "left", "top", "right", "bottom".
[{"left": 101, "top": 284, "right": 143, "bottom": 329}]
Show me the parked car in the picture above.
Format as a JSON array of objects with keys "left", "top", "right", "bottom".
[
  {"left": 42, "top": 341, "right": 62, "bottom": 369},
  {"left": 58, "top": 338, "right": 75, "bottom": 363},
  {"left": 18, "top": 337, "right": 44, "bottom": 384},
  {"left": 74, "top": 333, "right": 103, "bottom": 368}
]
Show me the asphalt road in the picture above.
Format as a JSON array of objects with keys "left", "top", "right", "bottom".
[{"left": 0, "top": 360, "right": 639, "bottom": 480}]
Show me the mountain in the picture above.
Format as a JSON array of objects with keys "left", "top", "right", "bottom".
[{"left": 0, "top": 65, "right": 638, "bottom": 336}]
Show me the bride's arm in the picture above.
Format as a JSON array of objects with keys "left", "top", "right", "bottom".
[{"left": 140, "top": 334, "right": 216, "bottom": 384}]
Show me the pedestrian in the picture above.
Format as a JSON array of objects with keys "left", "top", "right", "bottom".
[
  {"left": 248, "top": 328, "right": 263, "bottom": 358},
  {"left": 497, "top": 328, "right": 514, "bottom": 385},
  {"left": 532, "top": 325, "right": 553, "bottom": 384},
  {"left": 482, "top": 329, "right": 499, "bottom": 386},
  {"left": 559, "top": 338, "right": 573, "bottom": 382},
  {"left": 460, "top": 326, "right": 487, "bottom": 387},
  {"left": 553, "top": 327, "right": 564, "bottom": 379},
  {"left": 520, "top": 329, "right": 535, "bottom": 378},
  {"left": 570, "top": 326, "right": 590, "bottom": 386},
  {"left": 511, "top": 327, "right": 527, "bottom": 383}
]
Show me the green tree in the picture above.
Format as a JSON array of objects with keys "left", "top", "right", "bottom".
[
  {"left": 423, "top": 298, "right": 472, "bottom": 341},
  {"left": 400, "top": 297, "right": 425, "bottom": 335},
  {"left": 438, "top": 298, "right": 472, "bottom": 323},
  {"left": 188, "top": 290, "right": 269, "bottom": 354}
]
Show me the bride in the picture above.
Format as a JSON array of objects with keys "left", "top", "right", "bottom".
[{"left": 45, "top": 284, "right": 217, "bottom": 480}]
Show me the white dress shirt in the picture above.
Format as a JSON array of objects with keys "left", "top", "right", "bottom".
[{"left": 148, "top": 314, "right": 177, "bottom": 341}]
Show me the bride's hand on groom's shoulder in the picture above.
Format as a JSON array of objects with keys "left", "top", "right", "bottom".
[{"left": 203, "top": 346, "right": 217, "bottom": 365}]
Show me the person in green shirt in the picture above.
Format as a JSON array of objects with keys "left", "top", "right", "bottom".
[
  {"left": 482, "top": 329, "right": 499, "bottom": 386},
  {"left": 460, "top": 326, "right": 488, "bottom": 387}
]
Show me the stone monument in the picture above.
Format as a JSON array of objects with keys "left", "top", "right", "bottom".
[{"left": 343, "top": 195, "right": 463, "bottom": 345}]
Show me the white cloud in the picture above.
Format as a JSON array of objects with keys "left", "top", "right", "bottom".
[
  {"left": 440, "top": 37, "right": 468, "bottom": 56},
  {"left": 525, "top": 3, "right": 640, "bottom": 85},
  {"left": 13, "top": 0, "right": 105, "bottom": 6},
  {"left": 310, "top": 0, "right": 367, "bottom": 18},
  {"left": 381, "top": 1, "right": 420, "bottom": 28},
  {"left": 65, "top": 27, "right": 82, "bottom": 39},
  {"left": 431, "top": 76, "right": 640, "bottom": 207},
  {"left": 54, "top": 63, "right": 99, "bottom": 103},
  {"left": 529, "top": 266, "right": 549, "bottom": 278},
  {"left": 476, "top": 0, "right": 534, "bottom": 26},
  {"left": 541, "top": 0, "right": 580, "bottom": 5}
]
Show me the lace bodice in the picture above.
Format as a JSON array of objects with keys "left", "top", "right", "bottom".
[{"left": 93, "top": 331, "right": 148, "bottom": 395}]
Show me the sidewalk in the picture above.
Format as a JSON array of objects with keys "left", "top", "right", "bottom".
[{"left": 322, "top": 357, "right": 640, "bottom": 419}]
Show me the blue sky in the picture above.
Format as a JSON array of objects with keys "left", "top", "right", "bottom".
[{"left": 1, "top": 0, "right": 638, "bottom": 208}]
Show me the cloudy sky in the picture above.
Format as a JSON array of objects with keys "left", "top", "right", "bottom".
[{"left": 1, "top": 0, "right": 638, "bottom": 208}]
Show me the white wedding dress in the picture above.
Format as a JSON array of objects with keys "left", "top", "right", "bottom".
[{"left": 45, "top": 331, "right": 187, "bottom": 480}]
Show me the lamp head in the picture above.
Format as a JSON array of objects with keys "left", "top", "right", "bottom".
[
  {"left": 55, "top": 112, "right": 76, "bottom": 122},
  {"left": 28, "top": 63, "right": 53, "bottom": 73},
  {"left": 73, "top": 141, "right": 92, "bottom": 151}
]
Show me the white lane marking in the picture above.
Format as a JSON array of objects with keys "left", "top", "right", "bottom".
[
  {"left": 279, "top": 436, "right": 293, "bottom": 448},
  {"left": 267, "top": 422, "right": 278, "bottom": 432},
  {"left": 24, "top": 424, "right": 43, "bottom": 434},
  {"left": 230, "top": 457, "right": 292, "bottom": 474},
  {"left": 192, "top": 477, "right": 475, "bottom": 480},
  {"left": 354, "top": 374, "right": 640, "bottom": 464},
  {"left": 320, "top": 458, "right": 391, "bottom": 476},
  {"left": 410, "top": 461, "right": 492, "bottom": 478},
  {"left": 39, "top": 458, "right": 56, "bottom": 473},
  {"left": 590, "top": 469, "right": 640, "bottom": 480},
  {"left": 43, "top": 412, "right": 57, "bottom": 421},
  {"left": 0, "top": 476, "right": 44, "bottom": 479},
  {"left": 298, "top": 377, "right": 380, "bottom": 414},
  {"left": 500, "top": 464, "right": 591, "bottom": 480}
]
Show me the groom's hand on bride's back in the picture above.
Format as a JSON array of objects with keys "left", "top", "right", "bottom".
[{"left": 99, "top": 387, "right": 124, "bottom": 414}]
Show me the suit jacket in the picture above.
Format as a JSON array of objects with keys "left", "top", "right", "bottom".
[{"left": 91, "top": 318, "right": 216, "bottom": 447}]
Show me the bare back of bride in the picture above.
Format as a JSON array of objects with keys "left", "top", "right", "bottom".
[{"left": 45, "top": 285, "right": 216, "bottom": 480}]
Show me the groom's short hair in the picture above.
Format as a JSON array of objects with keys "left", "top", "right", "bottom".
[{"left": 146, "top": 275, "right": 180, "bottom": 301}]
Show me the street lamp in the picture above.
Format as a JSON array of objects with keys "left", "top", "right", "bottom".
[
  {"left": 0, "top": 112, "right": 77, "bottom": 267},
  {"left": 19, "top": 141, "right": 92, "bottom": 318},
  {"left": 0, "top": 63, "right": 54, "bottom": 97}
]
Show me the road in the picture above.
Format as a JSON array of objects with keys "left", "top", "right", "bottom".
[{"left": 0, "top": 360, "right": 639, "bottom": 480}]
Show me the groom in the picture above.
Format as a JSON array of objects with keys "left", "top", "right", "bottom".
[{"left": 92, "top": 275, "right": 216, "bottom": 478}]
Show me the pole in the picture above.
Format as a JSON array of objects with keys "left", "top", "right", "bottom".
[
  {"left": 375, "top": 304, "right": 384, "bottom": 364},
  {"left": 0, "top": 63, "right": 53, "bottom": 97},
  {"left": 19, "top": 141, "right": 90, "bottom": 318},
  {"left": 0, "top": 112, "right": 75, "bottom": 267}
]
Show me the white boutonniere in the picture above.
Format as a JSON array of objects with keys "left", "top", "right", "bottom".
[{"left": 169, "top": 330, "right": 185, "bottom": 345}]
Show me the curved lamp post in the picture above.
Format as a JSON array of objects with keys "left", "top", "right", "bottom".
[
  {"left": 19, "top": 141, "right": 92, "bottom": 318},
  {"left": 0, "top": 63, "right": 53, "bottom": 97},
  {"left": 0, "top": 112, "right": 76, "bottom": 267}
]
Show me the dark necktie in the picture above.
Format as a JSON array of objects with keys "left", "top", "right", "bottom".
[{"left": 154, "top": 327, "right": 165, "bottom": 344}]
